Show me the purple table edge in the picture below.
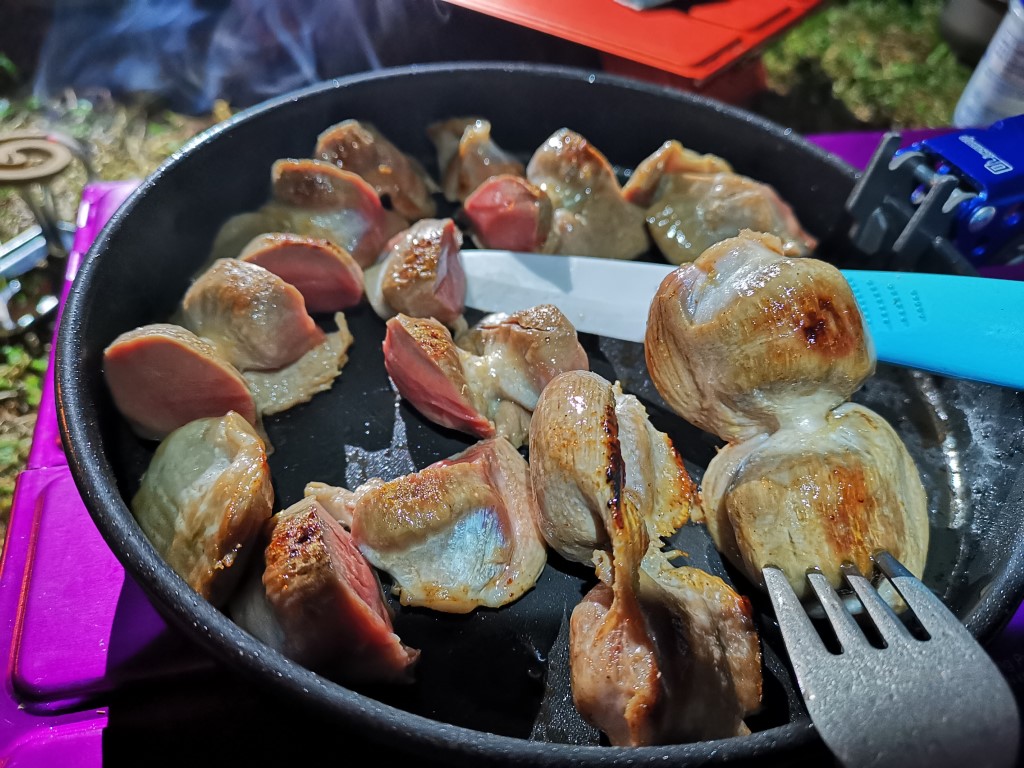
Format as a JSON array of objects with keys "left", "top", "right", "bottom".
[{"left": 2, "top": 129, "right": 1021, "bottom": 765}]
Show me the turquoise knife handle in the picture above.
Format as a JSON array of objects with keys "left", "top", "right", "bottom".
[{"left": 841, "top": 270, "right": 1024, "bottom": 390}]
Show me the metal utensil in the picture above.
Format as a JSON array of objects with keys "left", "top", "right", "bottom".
[
  {"left": 763, "top": 552, "right": 1020, "bottom": 768},
  {"left": 461, "top": 249, "right": 1024, "bottom": 390}
]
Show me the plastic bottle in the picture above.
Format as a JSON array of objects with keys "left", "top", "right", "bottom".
[{"left": 953, "top": 0, "right": 1024, "bottom": 127}]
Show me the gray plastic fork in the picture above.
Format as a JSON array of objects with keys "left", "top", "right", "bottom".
[{"left": 764, "top": 552, "right": 1020, "bottom": 768}]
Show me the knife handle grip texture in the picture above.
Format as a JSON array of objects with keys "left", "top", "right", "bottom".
[{"left": 841, "top": 270, "right": 1024, "bottom": 390}]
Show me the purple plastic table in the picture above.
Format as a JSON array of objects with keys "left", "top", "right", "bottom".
[{"left": 2, "top": 131, "right": 1022, "bottom": 764}]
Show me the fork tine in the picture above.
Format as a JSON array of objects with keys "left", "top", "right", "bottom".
[
  {"left": 763, "top": 566, "right": 828, "bottom": 657},
  {"left": 874, "top": 551, "right": 966, "bottom": 639},
  {"left": 806, "top": 571, "right": 865, "bottom": 651},
  {"left": 840, "top": 562, "right": 911, "bottom": 645}
]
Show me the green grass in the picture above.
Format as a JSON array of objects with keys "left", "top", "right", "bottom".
[{"left": 764, "top": 0, "right": 972, "bottom": 128}]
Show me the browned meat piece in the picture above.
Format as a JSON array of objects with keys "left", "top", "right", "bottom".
[
  {"left": 624, "top": 140, "right": 816, "bottom": 264},
  {"left": 315, "top": 119, "right": 437, "bottom": 221},
  {"left": 456, "top": 304, "right": 590, "bottom": 398},
  {"left": 382, "top": 314, "right": 494, "bottom": 439},
  {"left": 131, "top": 412, "right": 273, "bottom": 606},
  {"left": 645, "top": 231, "right": 875, "bottom": 443},
  {"left": 313, "top": 437, "right": 546, "bottom": 614},
  {"left": 702, "top": 402, "right": 929, "bottom": 599},
  {"left": 528, "top": 370, "right": 617, "bottom": 563},
  {"left": 262, "top": 497, "right": 419, "bottom": 681},
  {"left": 613, "top": 384, "right": 697, "bottom": 540},
  {"left": 427, "top": 117, "right": 525, "bottom": 203},
  {"left": 269, "top": 158, "right": 396, "bottom": 267},
  {"left": 239, "top": 233, "right": 364, "bottom": 313},
  {"left": 104, "top": 323, "right": 258, "bottom": 441},
  {"left": 529, "top": 370, "right": 694, "bottom": 563},
  {"left": 384, "top": 305, "right": 588, "bottom": 448},
  {"left": 181, "top": 258, "right": 325, "bottom": 372},
  {"left": 526, "top": 128, "right": 649, "bottom": 260},
  {"left": 568, "top": 475, "right": 760, "bottom": 745},
  {"left": 365, "top": 218, "right": 466, "bottom": 327},
  {"left": 463, "top": 174, "right": 554, "bottom": 252},
  {"left": 243, "top": 313, "right": 354, "bottom": 416}
]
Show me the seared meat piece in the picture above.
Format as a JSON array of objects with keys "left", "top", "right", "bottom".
[
  {"left": 529, "top": 370, "right": 616, "bottom": 563},
  {"left": 383, "top": 314, "right": 494, "bottom": 438},
  {"left": 208, "top": 159, "right": 401, "bottom": 269},
  {"left": 457, "top": 304, "right": 590, "bottom": 406},
  {"left": 312, "top": 437, "right": 546, "bottom": 614},
  {"left": 383, "top": 305, "right": 588, "bottom": 447},
  {"left": 239, "top": 232, "right": 364, "bottom": 313},
  {"left": 270, "top": 158, "right": 401, "bottom": 267},
  {"left": 104, "top": 323, "right": 257, "bottom": 440},
  {"left": 634, "top": 551, "right": 763, "bottom": 741},
  {"left": 131, "top": 412, "right": 273, "bottom": 606},
  {"left": 645, "top": 231, "right": 875, "bottom": 443},
  {"left": 614, "top": 385, "right": 697, "bottom": 540},
  {"left": 243, "top": 313, "right": 354, "bottom": 416},
  {"left": 315, "top": 119, "right": 437, "bottom": 221},
  {"left": 427, "top": 117, "right": 525, "bottom": 202},
  {"left": 526, "top": 128, "right": 649, "bottom": 260},
  {"left": 624, "top": 140, "right": 816, "bottom": 264},
  {"left": 181, "top": 258, "right": 325, "bottom": 372},
  {"left": 529, "top": 370, "right": 694, "bottom": 563},
  {"left": 701, "top": 402, "right": 929, "bottom": 599},
  {"left": 364, "top": 218, "right": 466, "bottom": 328},
  {"left": 568, "top": 472, "right": 760, "bottom": 745},
  {"left": 260, "top": 497, "right": 419, "bottom": 681},
  {"left": 463, "top": 174, "right": 554, "bottom": 252}
]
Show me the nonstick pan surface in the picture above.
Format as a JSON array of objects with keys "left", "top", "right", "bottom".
[{"left": 56, "top": 63, "right": 1024, "bottom": 766}]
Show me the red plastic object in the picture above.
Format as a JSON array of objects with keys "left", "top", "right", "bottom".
[{"left": 440, "top": 0, "right": 823, "bottom": 86}]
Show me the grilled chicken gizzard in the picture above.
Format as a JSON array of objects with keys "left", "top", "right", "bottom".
[
  {"left": 364, "top": 218, "right": 467, "bottom": 328},
  {"left": 427, "top": 117, "right": 525, "bottom": 203},
  {"left": 623, "top": 140, "right": 816, "bottom": 264},
  {"left": 104, "top": 323, "right": 259, "bottom": 441},
  {"left": 383, "top": 305, "right": 588, "bottom": 448},
  {"left": 315, "top": 119, "right": 438, "bottom": 221},
  {"left": 131, "top": 412, "right": 273, "bottom": 606},
  {"left": 528, "top": 370, "right": 695, "bottom": 563},
  {"left": 529, "top": 374, "right": 761, "bottom": 744},
  {"left": 181, "top": 258, "right": 325, "bottom": 372},
  {"left": 210, "top": 158, "right": 404, "bottom": 268},
  {"left": 701, "top": 402, "right": 930, "bottom": 598},
  {"left": 232, "top": 496, "right": 419, "bottom": 682},
  {"left": 305, "top": 437, "right": 546, "bottom": 614},
  {"left": 463, "top": 128, "right": 648, "bottom": 260},
  {"left": 239, "top": 232, "right": 364, "bottom": 314},
  {"left": 645, "top": 230, "right": 875, "bottom": 443}
]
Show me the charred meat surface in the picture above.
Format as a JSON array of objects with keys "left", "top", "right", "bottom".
[
  {"left": 701, "top": 402, "right": 929, "bottom": 598},
  {"left": 312, "top": 437, "right": 547, "bottom": 614},
  {"left": 103, "top": 323, "right": 258, "bottom": 441},
  {"left": 645, "top": 230, "right": 875, "bottom": 443},
  {"left": 365, "top": 218, "right": 466, "bottom": 328},
  {"left": 316, "top": 119, "right": 437, "bottom": 221},
  {"left": 131, "top": 412, "right": 273, "bottom": 606},
  {"left": 239, "top": 232, "right": 364, "bottom": 314},
  {"left": 259, "top": 497, "right": 420, "bottom": 681},
  {"left": 624, "top": 140, "right": 816, "bottom": 264},
  {"left": 529, "top": 370, "right": 695, "bottom": 562}
]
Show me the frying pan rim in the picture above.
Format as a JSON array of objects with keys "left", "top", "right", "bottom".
[{"left": 54, "top": 61, "right": 1024, "bottom": 764}]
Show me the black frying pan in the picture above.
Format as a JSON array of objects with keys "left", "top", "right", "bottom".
[{"left": 56, "top": 63, "right": 1024, "bottom": 766}]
